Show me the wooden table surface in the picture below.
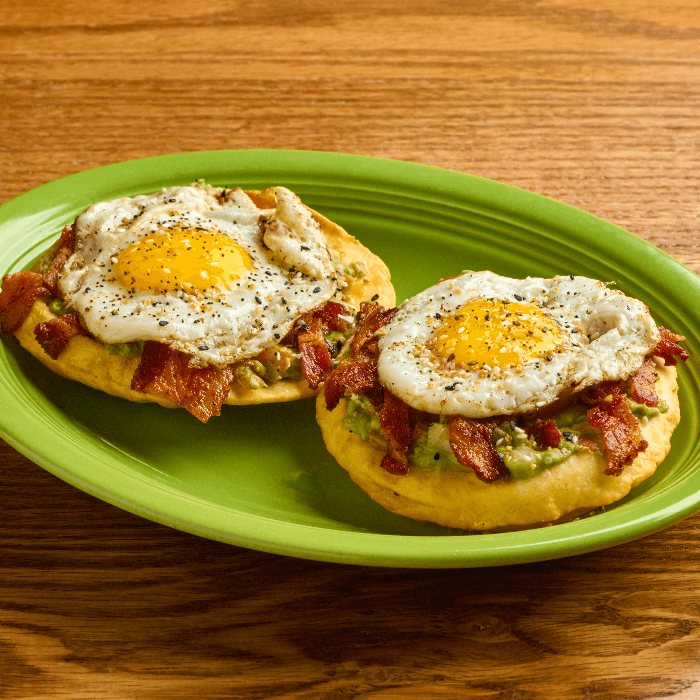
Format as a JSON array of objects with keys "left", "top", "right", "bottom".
[{"left": 2, "top": 2, "right": 700, "bottom": 698}]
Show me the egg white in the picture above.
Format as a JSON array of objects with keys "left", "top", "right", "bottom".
[
  {"left": 57, "top": 185, "right": 339, "bottom": 368},
  {"left": 377, "top": 271, "right": 659, "bottom": 417}
]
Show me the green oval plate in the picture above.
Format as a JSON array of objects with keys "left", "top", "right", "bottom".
[{"left": 1, "top": 150, "right": 699, "bottom": 568}]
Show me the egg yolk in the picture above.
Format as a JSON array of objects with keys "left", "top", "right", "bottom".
[
  {"left": 433, "top": 297, "right": 566, "bottom": 369},
  {"left": 116, "top": 227, "right": 252, "bottom": 294}
]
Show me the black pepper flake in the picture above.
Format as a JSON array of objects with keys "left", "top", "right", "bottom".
[
  {"left": 255, "top": 296, "right": 262, "bottom": 304},
  {"left": 569, "top": 274, "right": 575, "bottom": 280},
  {"left": 512, "top": 320, "right": 521, "bottom": 326},
  {"left": 445, "top": 383, "right": 458, "bottom": 391},
  {"left": 447, "top": 353, "right": 456, "bottom": 362},
  {"left": 371, "top": 294, "right": 379, "bottom": 302},
  {"left": 433, "top": 453, "right": 440, "bottom": 461},
  {"left": 159, "top": 320, "right": 169, "bottom": 326},
  {"left": 274, "top": 333, "right": 280, "bottom": 339},
  {"left": 546, "top": 354, "right": 553, "bottom": 361},
  {"left": 434, "top": 313, "right": 442, "bottom": 319},
  {"left": 509, "top": 420, "right": 516, "bottom": 430},
  {"left": 313, "top": 287, "right": 321, "bottom": 293},
  {"left": 563, "top": 431, "right": 573, "bottom": 441},
  {"left": 467, "top": 360, "right": 478, "bottom": 366},
  {"left": 198, "top": 345, "right": 209, "bottom": 351},
  {"left": 514, "top": 294, "right": 523, "bottom": 301},
  {"left": 301, "top": 245, "right": 310, "bottom": 251}
]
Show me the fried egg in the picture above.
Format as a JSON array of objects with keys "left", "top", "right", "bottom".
[
  {"left": 377, "top": 271, "right": 659, "bottom": 417},
  {"left": 58, "top": 185, "right": 338, "bottom": 368}
]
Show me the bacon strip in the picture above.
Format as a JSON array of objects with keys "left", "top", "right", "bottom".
[
  {"left": 43, "top": 224, "right": 75, "bottom": 296},
  {"left": 324, "top": 356, "right": 379, "bottom": 411},
  {"left": 653, "top": 326, "right": 689, "bottom": 366},
  {"left": 132, "top": 341, "right": 233, "bottom": 423},
  {"left": 34, "top": 313, "right": 88, "bottom": 359},
  {"left": 352, "top": 303, "right": 397, "bottom": 356},
  {"left": 628, "top": 358, "right": 659, "bottom": 407},
  {"left": 131, "top": 340, "right": 171, "bottom": 388},
  {"left": 580, "top": 380, "right": 624, "bottom": 404},
  {"left": 527, "top": 419, "right": 563, "bottom": 449},
  {"left": 447, "top": 417, "right": 509, "bottom": 482},
  {"left": 297, "top": 315, "right": 333, "bottom": 389},
  {"left": 379, "top": 389, "right": 412, "bottom": 475},
  {"left": 320, "top": 301, "right": 399, "bottom": 407},
  {"left": 0, "top": 271, "right": 50, "bottom": 334},
  {"left": 316, "top": 300, "right": 351, "bottom": 332},
  {"left": 587, "top": 394, "right": 648, "bottom": 476}
]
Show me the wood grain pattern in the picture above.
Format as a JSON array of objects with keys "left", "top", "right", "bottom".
[{"left": 2, "top": 1, "right": 700, "bottom": 697}]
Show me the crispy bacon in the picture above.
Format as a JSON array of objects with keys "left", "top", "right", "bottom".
[
  {"left": 447, "top": 417, "right": 509, "bottom": 482},
  {"left": 580, "top": 380, "right": 624, "bottom": 404},
  {"left": 297, "top": 315, "right": 333, "bottom": 389},
  {"left": 322, "top": 301, "right": 398, "bottom": 408},
  {"left": 587, "top": 394, "right": 648, "bottom": 476},
  {"left": 132, "top": 341, "right": 233, "bottom": 423},
  {"left": 324, "top": 356, "right": 379, "bottom": 411},
  {"left": 527, "top": 419, "right": 563, "bottom": 449},
  {"left": 284, "top": 301, "right": 349, "bottom": 344},
  {"left": 379, "top": 389, "right": 412, "bottom": 475},
  {"left": 316, "top": 300, "right": 351, "bottom": 332},
  {"left": 43, "top": 224, "right": 75, "bottom": 296},
  {"left": 281, "top": 301, "right": 355, "bottom": 389},
  {"left": 131, "top": 340, "right": 171, "bottom": 388},
  {"left": 34, "top": 313, "right": 88, "bottom": 359},
  {"left": 351, "top": 302, "right": 397, "bottom": 356},
  {"left": 653, "top": 326, "right": 689, "bottom": 366},
  {"left": 380, "top": 455, "right": 409, "bottom": 475},
  {"left": 0, "top": 271, "right": 50, "bottom": 334},
  {"left": 0, "top": 225, "right": 78, "bottom": 336},
  {"left": 628, "top": 358, "right": 659, "bottom": 407}
]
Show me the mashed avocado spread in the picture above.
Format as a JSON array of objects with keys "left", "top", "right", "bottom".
[
  {"left": 104, "top": 340, "right": 144, "bottom": 359},
  {"left": 342, "top": 390, "right": 665, "bottom": 480},
  {"left": 344, "top": 394, "right": 382, "bottom": 441},
  {"left": 491, "top": 421, "right": 582, "bottom": 479}
]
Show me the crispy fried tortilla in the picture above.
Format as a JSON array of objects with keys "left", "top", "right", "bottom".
[
  {"left": 315, "top": 364, "right": 680, "bottom": 531},
  {"left": 10, "top": 189, "right": 395, "bottom": 407}
]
